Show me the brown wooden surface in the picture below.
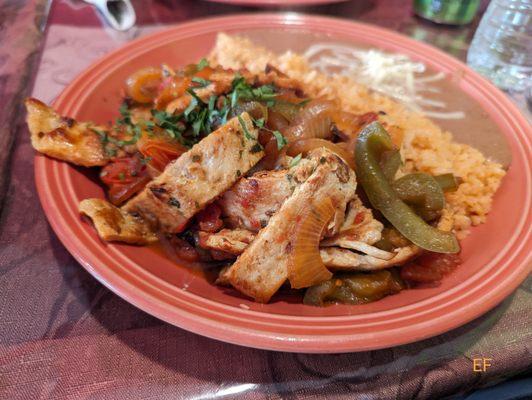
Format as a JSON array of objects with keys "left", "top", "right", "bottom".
[{"left": 1, "top": 1, "right": 531, "bottom": 399}]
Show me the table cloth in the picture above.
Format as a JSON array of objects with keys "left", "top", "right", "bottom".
[{"left": 0, "top": 1, "right": 530, "bottom": 399}]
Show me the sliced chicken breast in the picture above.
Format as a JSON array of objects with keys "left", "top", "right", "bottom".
[
  {"left": 225, "top": 148, "right": 357, "bottom": 303},
  {"left": 218, "top": 158, "right": 317, "bottom": 231},
  {"left": 79, "top": 199, "right": 157, "bottom": 244},
  {"left": 320, "top": 246, "right": 420, "bottom": 271},
  {"left": 198, "top": 228, "right": 256, "bottom": 255},
  {"left": 123, "top": 113, "right": 264, "bottom": 233},
  {"left": 25, "top": 98, "right": 108, "bottom": 167}
]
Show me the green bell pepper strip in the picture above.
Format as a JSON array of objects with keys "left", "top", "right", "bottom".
[
  {"left": 304, "top": 270, "right": 405, "bottom": 306},
  {"left": 380, "top": 150, "right": 403, "bottom": 182},
  {"left": 434, "top": 173, "right": 462, "bottom": 192},
  {"left": 392, "top": 172, "right": 445, "bottom": 211},
  {"left": 355, "top": 122, "right": 460, "bottom": 254}
]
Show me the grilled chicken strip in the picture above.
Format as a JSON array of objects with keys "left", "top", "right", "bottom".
[
  {"left": 211, "top": 193, "right": 419, "bottom": 277},
  {"left": 79, "top": 199, "right": 157, "bottom": 244},
  {"left": 218, "top": 160, "right": 316, "bottom": 232},
  {"left": 320, "top": 246, "right": 421, "bottom": 271},
  {"left": 198, "top": 228, "right": 256, "bottom": 255},
  {"left": 123, "top": 113, "right": 264, "bottom": 233},
  {"left": 320, "top": 196, "right": 385, "bottom": 256},
  {"left": 225, "top": 148, "right": 356, "bottom": 303},
  {"left": 25, "top": 98, "right": 108, "bottom": 167},
  {"left": 206, "top": 227, "right": 419, "bottom": 274}
]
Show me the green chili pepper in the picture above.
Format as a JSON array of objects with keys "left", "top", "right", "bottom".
[
  {"left": 434, "top": 173, "right": 462, "bottom": 192},
  {"left": 355, "top": 122, "right": 459, "bottom": 253},
  {"left": 392, "top": 172, "right": 445, "bottom": 211},
  {"left": 304, "top": 270, "right": 405, "bottom": 306},
  {"left": 380, "top": 150, "right": 403, "bottom": 182},
  {"left": 413, "top": 207, "right": 441, "bottom": 222}
]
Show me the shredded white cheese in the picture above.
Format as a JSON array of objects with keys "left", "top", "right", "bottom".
[{"left": 304, "top": 43, "right": 465, "bottom": 120}]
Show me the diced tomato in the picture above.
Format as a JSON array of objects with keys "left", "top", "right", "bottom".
[
  {"left": 401, "top": 253, "right": 461, "bottom": 283},
  {"left": 358, "top": 112, "right": 378, "bottom": 126},
  {"left": 170, "top": 237, "right": 201, "bottom": 262},
  {"left": 100, "top": 155, "right": 149, "bottom": 205},
  {"left": 108, "top": 174, "right": 151, "bottom": 205},
  {"left": 193, "top": 66, "right": 215, "bottom": 80},
  {"left": 196, "top": 203, "right": 223, "bottom": 233},
  {"left": 354, "top": 212, "right": 365, "bottom": 225},
  {"left": 100, "top": 156, "right": 146, "bottom": 186},
  {"left": 210, "top": 249, "right": 235, "bottom": 261},
  {"left": 154, "top": 76, "right": 191, "bottom": 109}
]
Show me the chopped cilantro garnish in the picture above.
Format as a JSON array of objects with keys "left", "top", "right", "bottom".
[
  {"left": 237, "top": 115, "right": 254, "bottom": 140},
  {"left": 272, "top": 130, "right": 288, "bottom": 150},
  {"left": 254, "top": 118, "right": 265, "bottom": 128},
  {"left": 111, "top": 67, "right": 287, "bottom": 152},
  {"left": 140, "top": 156, "right": 152, "bottom": 165},
  {"left": 290, "top": 153, "right": 302, "bottom": 168},
  {"left": 191, "top": 77, "right": 211, "bottom": 88},
  {"left": 144, "top": 120, "right": 155, "bottom": 132},
  {"left": 184, "top": 96, "right": 198, "bottom": 117},
  {"left": 149, "top": 109, "right": 187, "bottom": 144},
  {"left": 197, "top": 58, "right": 209, "bottom": 71},
  {"left": 117, "top": 102, "right": 133, "bottom": 126},
  {"left": 297, "top": 98, "right": 311, "bottom": 107},
  {"left": 91, "top": 127, "right": 108, "bottom": 143},
  {"left": 192, "top": 108, "right": 208, "bottom": 136},
  {"left": 250, "top": 143, "right": 263, "bottom": 153},
  {"left": 229, "top": 75, "right": 277, "bottom": 108},
  {"left": 186, "top": 87, "right": 205, "bottom": 105},
  {"left": 230, "top": 88, "right": 239, "bottom": 108},
  {"left": 208, "top": 95, "right": 216, "bottom": 112}
]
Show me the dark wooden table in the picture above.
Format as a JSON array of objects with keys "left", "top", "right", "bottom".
[{"left": 1, "top": 1, "right": 530, "bottom": 399}]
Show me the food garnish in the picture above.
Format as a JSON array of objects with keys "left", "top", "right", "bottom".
[
  {"left": 355, "top": 122, "right": 459, "bottom": 254},
  {"left": 288, "top": 197, "right": 334, "bottom": 289},
  {"left": 304, "top": 270, "right": 405, "bottom": 306},
  {"left": 25, "top": 35, "right": 504, "bottom": 307}
]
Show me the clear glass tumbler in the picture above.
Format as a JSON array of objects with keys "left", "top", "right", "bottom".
[{"left": 467, "top": 0, "right": 532, "bottom": 92}]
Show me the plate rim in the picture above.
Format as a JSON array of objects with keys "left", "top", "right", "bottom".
[{"left": 34, "top": 13, "right": 532, "bottom": 353}]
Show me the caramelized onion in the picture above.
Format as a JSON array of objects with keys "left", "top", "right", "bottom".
[
  {"left": 258, "top": 137, "right": 284, "bottom": 170},
  {"left": 270, "top": 101, "right": 301, "bottom": 122},
  {"left": 286, "top": 138, "right": 356, "bottom": 170},
  {"left": 275, "top": 87, "right": 303, "bottom": 103},
  {"left": 230, "top": 101, "right": 268, "bottom": 121},
  {"left": 283, "top": 100, "right": 336, "bottom": 142},
  {"left": 288, "top": 196, "right": 334, "bottom": 289},
  {"left": 126, "top": 67, "right": 163, "bottom": 104},
  {"left": 266, "top": 110, "right": 290, "bottom": 132},
  {"left": 330, "top": 111, "right": 379, "bottom": 153}
]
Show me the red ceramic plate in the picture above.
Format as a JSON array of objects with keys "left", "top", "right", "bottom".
[{"left": 35, "top": 14, "right": 531, "bottom": 353}]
